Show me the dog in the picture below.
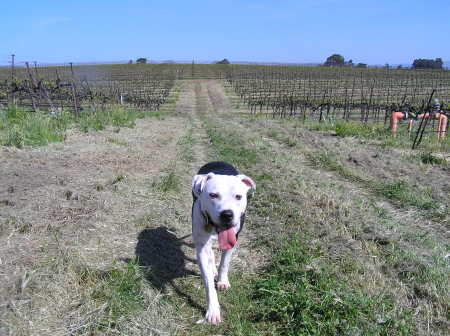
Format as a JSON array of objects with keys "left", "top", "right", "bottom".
[{"left": 192, "top": 161, "right": 256, "bottom": 324}]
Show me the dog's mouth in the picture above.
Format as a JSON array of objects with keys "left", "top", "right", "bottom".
[
  {"left": 217, "top": 227, "right": 237, "bottom": 251},
  {"left": 203, "top": 211, "right": 237, "bottom": 251}
]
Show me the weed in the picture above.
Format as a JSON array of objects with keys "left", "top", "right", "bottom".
[
  {"left": 112, "top": 174, "right": 126, "bottom": 185},
  {"left": 153, "top": 171, "right": 180, "bottom": 193},
  {"left": 107, "top": 137, "right": 128, "bottom": 146},
  {"left": 418, "top": 152, "right": 447, "bottom": 165}
]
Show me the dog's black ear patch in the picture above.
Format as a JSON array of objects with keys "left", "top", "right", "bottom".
[{"left": 198, "top": 161, "right": 238, "bottom": 176}]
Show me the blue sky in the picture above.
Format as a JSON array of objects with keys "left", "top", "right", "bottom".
[{"left": 1, "top": 0, "right": 449, "bottom": 66}]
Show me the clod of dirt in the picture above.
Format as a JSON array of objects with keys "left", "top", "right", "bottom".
[
  {"left": 347, "top": 155, "right": 360, "bottom": 165},
  {"left": 0, "top": 199, "right": 15, "bottom": 206},
  {"left": 353, "top": 233, "right": 391, "bottom": 246},
  {"left": 7, "top": 186, "right": 15, "bottom": 193},
  {"left": 64, "top": 190, "right": 73, "bottom": 200},
  {"left": 64, "top": 190, "right": 79, "bottom": 200}
]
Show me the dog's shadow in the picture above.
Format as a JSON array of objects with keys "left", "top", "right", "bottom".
[{"left": 135, "top": 226, "right": 203, "bottom": 311}]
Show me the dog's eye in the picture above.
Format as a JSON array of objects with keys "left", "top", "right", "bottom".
[
  {"left": 235, "top": 194, "right": 242, "bottom": 200},
  {"left": 209, "top": 193, "right": 219, "bottom": 199}
]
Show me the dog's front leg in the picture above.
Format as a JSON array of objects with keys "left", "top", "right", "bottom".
[
  {"left": 217, "top": 246, "right": 235, "bottom": 290},
  {"left": 196, "top": 242, "right": 221, "bottom": 324}
]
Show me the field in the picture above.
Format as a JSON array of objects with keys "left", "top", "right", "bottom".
[{"left": 0, "top": 65, "right": 449, "bottom": 335}]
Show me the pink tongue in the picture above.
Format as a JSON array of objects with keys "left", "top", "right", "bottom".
[{"left": 218, "top": 228, "right": 237, "bottom": 251}]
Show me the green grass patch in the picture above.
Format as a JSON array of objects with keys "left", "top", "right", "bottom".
[
  {"left": 153, "top": 171, "right": 180, "bottom": 193},
  {"left": 78, "top": 106, "right": 141, "bottom": 132},
  {"left": 111, "top": 174, "right": 126, "bottom": 185},
  {"left": 204, "top": 121, "right": 258, "bottom": 169},
  {"left": 178, "top": 126, "right": 196, "bottom": 162},
  {"left": 306, "top": 151, "right": 362, "bottom": 182},
  {"left": 0, "top": 105, "right": 168, "bottom": 148},
  {"left": 246, "top": 234, "right": 412, "bottom": 336},
  {"left": 308, "top": 120, "right": 389, "bottom": 140},
  {"left": 0, "top": 106, "right": 72, "bottom": 147},
  {"left": 91, "top": 262, "right": 144, "bottom": 329},
  {"left": 417, "top": 152, "right": 447, "bottom": 165},
  {"left": 107, "top": 137, "right": 128, "bottom": 146},
  {"left": 335, "top": 121, "right": 389, "bottom": 139},
  {"left": 373, "top": 180, "right": 436, "bottom": 210},
  {"left": 305, "top": 151, "right": 442, "bottom": 215}
]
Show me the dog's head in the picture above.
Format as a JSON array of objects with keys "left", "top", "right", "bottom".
[{"left": 192, "top": 173, "right": 256, "bottom": 229}]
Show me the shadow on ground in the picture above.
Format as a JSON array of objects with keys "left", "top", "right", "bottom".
[{"left": 134, "top": 226, "right": 203, "bottom": 311}]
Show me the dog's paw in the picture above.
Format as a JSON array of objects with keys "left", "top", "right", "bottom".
[
  {"left": 205, "top": 306, "right": 221, "bottom": 325},
  {"left": 216, "top": 280, "right": 231, "bottom": 291}
]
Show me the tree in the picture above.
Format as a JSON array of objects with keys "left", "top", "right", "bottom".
[
  {"left": 412, "top": 58, "right": 443, "bottom": 69},
  {"left": 128, "top": 60, "right": 133, "bottom": 64},
  {"left": 216, "top": 58, "right": 230, "bottom": 64},
  {"left": 355, "top": 63, "right": 367, "bottom": 68},
  {"left": 136, "top": 58, "right": 147, "bottom": 64},
  {"left": 347, "top": 59, "right": 354, "bottom": 67},
  {"left": 323, "top": 54, "right": 345, "bottom": 67}
]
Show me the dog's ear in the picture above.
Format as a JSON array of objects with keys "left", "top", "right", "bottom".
[
  {"left": 192, "top": 173, "right": 215, "bottom": 197},
  {"left": 237, "top": 174, "right": 256, "bottom": 191}
]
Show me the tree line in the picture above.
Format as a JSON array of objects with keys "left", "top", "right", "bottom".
[{"left": 323, "top": 54, "right": 444, "bottom": 70}]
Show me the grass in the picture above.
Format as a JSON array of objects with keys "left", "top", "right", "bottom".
[
  {"left": 177, "top": 126, "right": 196, "bottom": 162},
  {"left": 304, "top": 150, "right": 442, "bottom": 215},
  {"left": 153, "top": 171, "right": 180, "bottom": 194},
  {"left": 107, "top": 137, "right": 128, "bottom": 146},
  {"left": 309, "top": 120, "right": 389, "bottom": 140},
  {"left": 373, "top": 180, "right": 436, "bottom": 210},
  {"left": 87, "top": 262, "right": 145, "bottom": 330},
  {"left": 77, "top": 106, "right": 144, "bottom": 132},
  {"left": 308, "top": 119, "right": 450, "bottom": 153},
  {"left": 418, "top": 151, "right": 447, "bottom": 165},
  {"left": 305, "top": 151, "right": 363, "bottom": 182},
  {"left": 204, "top": 120, "right": 258, "bottom": 169},
  {"left": 0, "top": 105, "right": 71, "bottom": 147},
  {"left": 0, "top": 105, "right": 168, "bottom": 148},
  {"left": 248, "top": 234, "right": 411, "bottom": 336}
]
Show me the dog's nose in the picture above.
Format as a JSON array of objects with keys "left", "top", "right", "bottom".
[{"left": 220, "top": 210, "right": 234, "bottom": 222}]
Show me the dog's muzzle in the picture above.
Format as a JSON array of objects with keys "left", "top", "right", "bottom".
[
  {"left": 219, "top": 210, "right": 234, "bottom": 226},
  {"left": 203, "top": 210, "right": 235, "bottom": 230}
]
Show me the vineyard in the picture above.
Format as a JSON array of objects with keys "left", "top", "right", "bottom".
[
  {"left": 224, "top": 65, "right": 450, "bottom": 122},
  {"left": 0, "top": 63, "right": 449, "bottom": 149},
  {"left": 0, "top": 63, "right": 179, "bottom": 114}
]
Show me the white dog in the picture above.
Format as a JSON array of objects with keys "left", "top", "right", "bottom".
[{"left": 192, "top": 161, "right": 256, "bottom": 324}]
